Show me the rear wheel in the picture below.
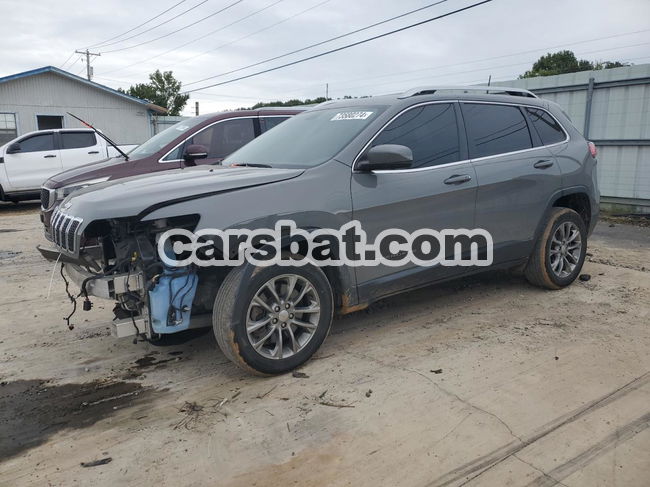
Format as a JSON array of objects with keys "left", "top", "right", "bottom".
[
  {"left": 525, "top": 208, "right": 587, "bottom": 289},
  {"left": 213, "top": 262, "right": 333, "bottom": 375}
]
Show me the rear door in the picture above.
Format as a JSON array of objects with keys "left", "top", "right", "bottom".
[
  {"left": 351, "top": 102, "right": 477, "bottom": 301},
  {"left": 58, "top": 131, "right": 104, "bottom": 170},
  {"left": 3, "top": 132, "right": 62, "bottom": 190},
  {"left": 461, "top": 102, "right": 562, "bottom": 263}
]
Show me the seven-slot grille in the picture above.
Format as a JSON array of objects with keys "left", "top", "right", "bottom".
[
  {"left": 40, "top": 188, "right": 51, "bottom": 210},
  {"left": 51, "top": 209, "right": 83, "bottom": 253}
]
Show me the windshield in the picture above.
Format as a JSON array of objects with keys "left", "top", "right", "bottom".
[
  {"left": 223, "top": 106, "right": 386, "bottom": 168},
  {"left": 128, "top": 117, "right": 208, "bottom": 161}
]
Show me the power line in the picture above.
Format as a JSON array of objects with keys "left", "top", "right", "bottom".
[
  {"left": 324, "top": 40, "right": 650, "bottom": 95},
  {"left": 184, "top": 0, "right": 451, "bottom": 87},
  {"left": 184, "top": 0, "right": 494, "bottom": 93},
  {"left": 358, "top": 54, "right": 650, "bottom": 99},
  {"left": 86, "top": 0, "right": 189, "bottom": 49},
  {"left": 104, "top": 0, "right": 286, "bottom": 75},
  {"left": 60, "top": 51, "right": 76, "bottom": 69},
  {"left": 269, "top": 28, "right": 650, "bottom": 98},
  {"left": 101, "top": 0, "right": 244, "bottom": 54},
  {"left": 93, "top": 0, "right": 211, "bottom": 50},
  {"left": 113, "top": 0, "right": 332, "bottom": 78}
]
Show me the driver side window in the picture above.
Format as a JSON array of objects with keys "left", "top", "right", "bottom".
[
  {"left": 371, "top": 103, "right": 460, "bottom": 169},
  {"left": 18, "top": 133, "right": 56, "bottom": 153}
]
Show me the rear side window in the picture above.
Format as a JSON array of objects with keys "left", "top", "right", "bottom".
[
  {"left": 260, "top": 116, "right": 289, "bottom": 133},
  {"left": 19, "top": 133, "right": 55, "bottom": 152},
  {"left": 371, "top": 103, "right": 460, "bottom": 168},
  {"left": 525, "top": 108, "right": 566, "bottom": 146},
  {"left": 61, "top": 131, "right": 97, "bottom": 149},
  {"left": 463, "top": 104, "right": 532, "bottom": 159},
  {"left": 189, "top": 119, "right": 255, "bottom": 159}
]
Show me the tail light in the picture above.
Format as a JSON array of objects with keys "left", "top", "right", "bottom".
[{"left": 588, "top": 141, "right": 597, "bottom": 158}]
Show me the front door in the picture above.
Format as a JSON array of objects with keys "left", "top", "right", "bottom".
[
  {"left": 351, "top": 102, "right": 477, "bottom": 302},
  {"left": 3, "top": 132, "right": 62, "bottom": 191}
]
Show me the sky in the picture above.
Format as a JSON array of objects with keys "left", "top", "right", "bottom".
[{"left": 1, "top": 0, "right": 649, "bottom": 116}]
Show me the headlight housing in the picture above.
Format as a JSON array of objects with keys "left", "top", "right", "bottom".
[{"left": 55, "top": 177, "right": 110, "bottom": 201}]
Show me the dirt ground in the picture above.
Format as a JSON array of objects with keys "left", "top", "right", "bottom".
[{"left": 0, "top": 201, "right": 648, "bottom": 487}]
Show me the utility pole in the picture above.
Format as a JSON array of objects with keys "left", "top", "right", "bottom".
[
  {"left": 326, "top": 83, "right": 329, "bottom": 100},
  {"left": 75, "top": 49, "right": 101, "bottom": 81},
  {"left": 195, "top": 101, "right": 200, "bottom": 116}
]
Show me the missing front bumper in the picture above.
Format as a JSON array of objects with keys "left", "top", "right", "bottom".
[{"left": 37, "top": 244, "right": 144, "bottom": 299}]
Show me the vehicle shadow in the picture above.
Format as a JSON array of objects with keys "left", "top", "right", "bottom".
[
  {"left": 151, "top": 269, "right": 528, "bottom": 364},
  {"left": 0, "top": 201, "right": 40, "bottom": 214}
]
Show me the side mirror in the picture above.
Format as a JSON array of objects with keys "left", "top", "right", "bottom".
[
  {"left": 6, "top": 142, "right": 21, "bottom": 154},
  {"left": 357, "top": 144, "right": 413, "bottom": 172},
  {"left": 183, "top": 144, "right": 208, "bottom": 166}
]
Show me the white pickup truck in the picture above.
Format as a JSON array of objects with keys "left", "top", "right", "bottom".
[{"left": 0, "top": 128, "right": 136, "bottom": 203}]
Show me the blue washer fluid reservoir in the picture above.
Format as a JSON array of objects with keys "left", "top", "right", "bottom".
[{"left": 148, "top": 266, "right": 199, "bottom": 334}]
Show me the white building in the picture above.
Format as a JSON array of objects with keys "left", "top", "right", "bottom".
[{"left": 0, "top": 66, "right": 166, "bottom": 146}]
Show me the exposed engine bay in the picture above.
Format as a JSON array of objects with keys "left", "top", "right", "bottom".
[{"left": 40, "top": 214, "right": 224, "bottom": 340}]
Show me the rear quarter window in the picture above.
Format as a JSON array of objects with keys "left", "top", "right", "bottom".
[{"left": 525, "top": 108, "right": 567, "bottom": 146}]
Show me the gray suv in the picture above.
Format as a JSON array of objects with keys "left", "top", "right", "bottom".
[{"left": 39, "top": 86, "right": 599, "bottom": 375}]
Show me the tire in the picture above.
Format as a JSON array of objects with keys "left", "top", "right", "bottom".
[
  {"left": 213, "top": 261, "right": 334, "bottom": 375},
  {"left": 525, "top": 207, "right": 587, "bottom": 289}
]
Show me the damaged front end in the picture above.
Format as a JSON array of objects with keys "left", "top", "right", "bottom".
[{"left": 39, "top": 209, "right": 216, "bottom": 340}]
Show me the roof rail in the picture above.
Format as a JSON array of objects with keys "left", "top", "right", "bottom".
[{"left": 397, "top": 85, "right": 538, "bottom": 99}]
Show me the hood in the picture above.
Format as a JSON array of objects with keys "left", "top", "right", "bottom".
[
  {"left": 61, "top": 165, "right": 304, "bottom": 221},
  {"left": 48, "top": 156, "right": 128, "bottom": 185}
]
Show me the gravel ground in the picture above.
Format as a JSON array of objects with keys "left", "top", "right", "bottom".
[{"left": 0, "top": 202, "right": 648, "bottom": 486}]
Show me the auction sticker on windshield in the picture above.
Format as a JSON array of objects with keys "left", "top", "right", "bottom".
[{"left": 331, "top": 111, "right": 374, "bottom": 121}]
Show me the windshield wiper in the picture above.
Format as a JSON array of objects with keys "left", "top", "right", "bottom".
[
  {"left": 229, "top": 163, "right": 272, "bottom": 168},
  {"left": 67, "top": 112, "right": 130, "bottom": 161}
]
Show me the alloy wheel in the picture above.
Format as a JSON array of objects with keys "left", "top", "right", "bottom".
[
  {"left": 246, "top": 274, "right": 321, "bottom": 360},
  {"left": 549, "top": 221, "right": 582, "bottom": 278}
]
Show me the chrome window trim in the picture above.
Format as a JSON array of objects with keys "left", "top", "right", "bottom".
[
  {"left": 371, "top": 159, "right": 472, "bottom": 174},
  {"left": 158, "top": 116, "right": 258, "bottom": 164},
  {"left": 459, "top": 100, "right": 570, "bottom": 162},
  {"left": 351, "top": 100, "right": 570, "bottom": 174},
  {"left": 352, "top": 100, "right": 456, "bottom": 174}
]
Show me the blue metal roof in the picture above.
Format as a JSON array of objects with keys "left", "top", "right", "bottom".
[{"left": 0, "top": 66, "right": 167, "bottom": 113}]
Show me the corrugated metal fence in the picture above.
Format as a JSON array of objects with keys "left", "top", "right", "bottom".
[
  {"left": 151, "top": 115, "right": 188, "bottom": 135},
  {"left": 494, "top": 64, "right": 650, "bottom": 209}
]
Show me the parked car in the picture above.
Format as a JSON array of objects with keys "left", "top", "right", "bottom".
[
  {"left": 39, "top": 86, "right": 599, "bottom": 375},
  {"left": 39, "top": 108, "right": 303, "bottom": 237},
  {"left": 0, "top": 128, "right": 136, "bottom": 203}
]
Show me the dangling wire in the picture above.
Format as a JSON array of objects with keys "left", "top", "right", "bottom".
[{"left": 60, "top": 264, "right": 78, "bottom": 330}]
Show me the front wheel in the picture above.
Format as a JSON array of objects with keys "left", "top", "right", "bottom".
[
  {"left": 213, "top": 262, "right": 334, "bottom": 375},
  {"left": 525, "top": 208, "right": 587, "bottom": 289}
]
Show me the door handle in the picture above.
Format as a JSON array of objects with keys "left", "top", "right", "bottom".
[
  {"left": 43, "top": 154, "right": 57, "bottom": 158},
  {"left": 444, "top": 174, "right": 472, "bottom": 185},
  {"left": 534, "top": 159, "right": 554, "bottom": 169},
  {"left": 88, "top": 151, "right": 100, "bottom": 154}
]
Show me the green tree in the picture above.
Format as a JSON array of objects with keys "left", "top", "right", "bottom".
[
  {"left": 248, "top": 97, "right": 330, "bottom": 109},
  {"left": 520, "top": 51, "right": 630, "bottom": 79},
  {"left": 119, "top": 70, "right": 189, "bottom": 115}
]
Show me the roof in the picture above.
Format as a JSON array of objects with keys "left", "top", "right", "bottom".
[{"left": 0, "top": 66, "right": 167, "bottom": 114}]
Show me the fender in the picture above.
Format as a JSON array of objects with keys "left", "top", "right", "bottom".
[
  {"left": 197, "top": 224, "right": 359, "bottom": 312},
  {"left": 532, "top": 185, "right": 593, "bottom": 246}
]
